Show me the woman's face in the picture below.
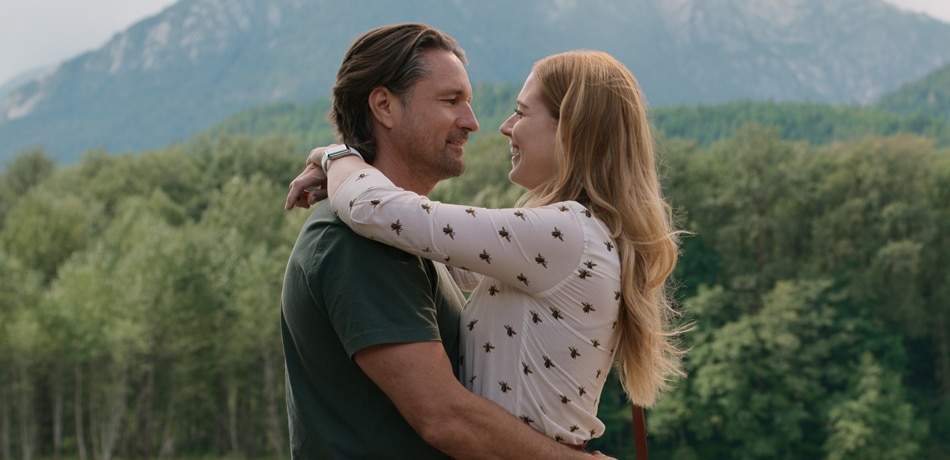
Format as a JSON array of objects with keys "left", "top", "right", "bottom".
[{"left": 499, "top": 72, "right": 559, "bottom": 190}]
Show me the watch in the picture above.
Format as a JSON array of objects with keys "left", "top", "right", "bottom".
[{"left": 321, "top": 144, "right": 364, "bottom": 171}]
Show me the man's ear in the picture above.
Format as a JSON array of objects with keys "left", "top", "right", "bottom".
[{"left": 368, "top": 86, "right": 397, "bottom": 129}]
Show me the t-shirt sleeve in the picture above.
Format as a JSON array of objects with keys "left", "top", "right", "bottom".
[
  {"left": 329, "top": 168, "right": 587, "bottom": 294},
  {"left": 315, "top": 226, "right": 445, "bottom": 358}
]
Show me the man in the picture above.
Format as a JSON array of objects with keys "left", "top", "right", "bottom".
[{"left": 281, "top": 23, "right": 607, "bottom": 458}]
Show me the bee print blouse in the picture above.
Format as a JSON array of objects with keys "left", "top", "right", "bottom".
[{"left": 329, "top": 169, "right": 622, "bottom": 445}]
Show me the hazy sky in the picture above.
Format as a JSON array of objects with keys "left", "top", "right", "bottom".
[{"left": 0, "top": 0, "right": 949, "bottom": 86}]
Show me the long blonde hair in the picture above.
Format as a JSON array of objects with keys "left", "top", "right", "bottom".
[{"left": 520, "top": 50, "right": 686, "bottom": 407}]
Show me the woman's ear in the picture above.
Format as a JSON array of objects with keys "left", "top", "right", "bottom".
[{"left": 368, "top": 86, "right": 397, "bottom": 129}]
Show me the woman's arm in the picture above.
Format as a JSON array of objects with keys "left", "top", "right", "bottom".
[{"left": 324, "top": 149, "right": 589, "bottom": 294}]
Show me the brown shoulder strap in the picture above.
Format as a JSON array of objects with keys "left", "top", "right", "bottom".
[{"left": 632, "top": 404, "right": 649, "bottom": 459}]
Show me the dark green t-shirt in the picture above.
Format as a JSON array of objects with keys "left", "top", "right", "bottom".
[{"left": 281, "top": 204, "right": 463, "bottom": 459}]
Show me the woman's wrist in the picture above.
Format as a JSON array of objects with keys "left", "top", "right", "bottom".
[{"left": 321, "top": 144, "right": 364, "bottom": 172}]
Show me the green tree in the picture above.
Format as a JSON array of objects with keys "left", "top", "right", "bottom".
[
  {"left": 0, "top": 188, "right": 103, "bottom": 282},
  {"left": 0, "top": 252, "right": 43, "bottom": 459},
  {"left": 0, "top": 147, "right": 56, "bottom": 228},
  {"left": 824, "top": 353, "right": 924, "bottom": 460}
]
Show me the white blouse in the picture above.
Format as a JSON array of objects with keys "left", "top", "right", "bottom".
[{"left": 329, "top": 169, "right": 622, "bottom": 445}]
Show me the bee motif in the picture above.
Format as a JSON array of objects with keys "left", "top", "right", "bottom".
[
  {"left": 370, "top": 199, "right": 381, "bottom": 207},
  {"left": 570, "top": 347, "right": 580, "bottom": 359},
  {"left": 522, "top": 362, "right": 533, "bottom": 375},
  {"left": 505, "top": 325, "right": 517, "bottom": 337},
  {"left": 612, "top": 321, "right": 618, "bottom": 329},
  {"left": 577, "top": 269, "right": 592, "bottom": 279},
  {"left": 560, "top": 394, "right": 571, "bottom": 404},
  {"left": 514, "top": 210, "right": 526, "bottom": 221},
  {"left": 356, "top": 173, "right": 369, "bottom": 180},
  {"left": 551, "top": 227, "right": 564, "bottom": 241},
  {"left": 604, "top": 241, "right": 614, "bottom": 252},
  {"left": 465, "top": 208, "right": 477, "bottom": 217},
  {"left": 498, "top": 227, "right": 511, "bottom": 242},
  {"left": 578, "top": 386, "right": 587, "bottom": 397},
  {"left": 555, "top": 435, "right": 564, "bottom": 442},
  {"left": 483, "top": 342, "right": 495, "bottom": 353},
  {"left": 550, "top": 308, "right": 564, "bottom": 320},
  {"left": 543, "top": 356, "right": 555, "bottom": 369},
  {"left": 479, "top": 250, "right": 492, "bottom": 264},
  {"left": 423, "top": 247, "right": 431, "bottom": 252},
  {"left": 444, "top": 256, "right": 452, "bottom": 263},
  {"left": 520, "top": 415, "right": 535, "bottom": 425},
  {"left": 582, "top": 209, "right": 592, "bottom": 218},
  {"left": 559, "top": 205, "right": 570, "bottom": 212},
  {"left": 590, "top": 429, "right": 596, "bottom": 437},
  {"left": 390, "top": 219, "right": 403, "bottom": 235},
  {"left": 467, "top": 319, "right": 478, "bottom": 331},
  {"left": 517, "top": 273, "right": 530, "bottom": 286},
  {"left": 421, "top": 202, "right": 432, "bottom": 214},
  {"left": 459, "top": 355, "right": 465, "bottom": 365},
  {"left": 615, "top": 291, "right": 621, "bottom": 301},
  {"left": 499, "top": 381, "right": 512, "bottom": 393},
  {"left": 530, "top": 310, "right": 542, "bottom": 324},
  {"left": 535, "top": 254, "right": 548, "bottom": 268},
  {"left": 596, "top": 369, "right": 603, "bottom": 379},
  {"left": 584, "top": 260, "right": 597, "bottom": 269},
  {"left": 348, "top": 199, "right": 355, "bottom": 209},
  {"left": 582, "top": 302, "right": 595, "bottom": 313},
  {"left": 570, "top": 425, "right": 580, "bottom": 433},
  {"left": 443, "top": 224, "right": 456, "bottom": 239},
  {"left": 469, "top": 376, "right": 477, "bottom": 384},
  {"left": 489, "top": 285, "right": 499, "bottom": 296},
  {"left": 591, "top": 338, "right": 601, "bottom": 348}
]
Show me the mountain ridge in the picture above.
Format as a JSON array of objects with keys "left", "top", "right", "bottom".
[{"left": 2, "top": 0, "right": 950, "bottom": 164}]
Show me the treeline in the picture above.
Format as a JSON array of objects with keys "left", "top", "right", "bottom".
[
  {"left": 1, "top": 91, "right": 949, "bottom": 458},
  {"left": 0, "top": 137, "right": 307, "bottom": 459}
]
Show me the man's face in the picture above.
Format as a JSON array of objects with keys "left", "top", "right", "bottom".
[{"left": 390, "top": 50, "right": 479, "bottom": 184}]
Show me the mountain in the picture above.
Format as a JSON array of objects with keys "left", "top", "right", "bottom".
[
  {"left": 876, "top": 62, "right": 950, "bottom": 120},
  {"left": 2, "top": 0, "right": 950, "bottom": 165},
  {"left": 0, "top": 66, "right": 49, "bottom": 104}
]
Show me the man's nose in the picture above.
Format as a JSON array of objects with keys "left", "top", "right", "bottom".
[{"left": 460, "top": 103, "right": 479, "bottom": 132}]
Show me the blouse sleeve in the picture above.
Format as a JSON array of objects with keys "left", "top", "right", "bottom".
[{"left": 328, "top": 169, "right": 588, "bottom": 294}]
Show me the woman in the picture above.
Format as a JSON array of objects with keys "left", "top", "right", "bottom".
[{"left": 290, "top": 50, "right": 685, "bottom": 447}]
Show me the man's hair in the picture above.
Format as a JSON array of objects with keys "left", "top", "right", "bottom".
[{"left": 329, "top": 23, "right": 466, "bottom": 163}]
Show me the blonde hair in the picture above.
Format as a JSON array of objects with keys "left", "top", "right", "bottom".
[{"left": 521, "top": 50, "right": 686, "bottom": 407}]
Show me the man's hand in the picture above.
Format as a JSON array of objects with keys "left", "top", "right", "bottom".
[{"left": 284, "top": 147, "right": 330, "bottom": 210}]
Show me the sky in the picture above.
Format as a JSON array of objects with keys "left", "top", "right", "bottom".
[{"left": 0, "top": 0, "right": 949, "bottom": 87}]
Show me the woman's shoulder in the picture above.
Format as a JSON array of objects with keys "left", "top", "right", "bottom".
[{"left": 546, "top": 201, "right": 611, "bottom": 238}]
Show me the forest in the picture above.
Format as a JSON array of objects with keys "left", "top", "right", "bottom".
[{"left": 0, "top": 85, "right": 949, "bottom": 459}]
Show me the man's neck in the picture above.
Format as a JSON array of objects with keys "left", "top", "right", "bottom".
[{"left": 372, "top": 149, "right": 437, "bottom": 196}]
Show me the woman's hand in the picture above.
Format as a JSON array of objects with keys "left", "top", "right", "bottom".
[{"left": 284, "top": 146, "right": 330, "bottom": 210}]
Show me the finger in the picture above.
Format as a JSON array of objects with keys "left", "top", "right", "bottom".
[
  {"left": 308, "top": 189, "right": 329, "bottom": 204},
  {"left": 286, "top": 184, "right": 312, "bottom": 210},
  {"left": 285, "top": 191, "right": 303, "bottom": 210}
]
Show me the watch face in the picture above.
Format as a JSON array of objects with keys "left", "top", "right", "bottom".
[{"left": 327, "top": 145, "right": 351, "bottom": 158}]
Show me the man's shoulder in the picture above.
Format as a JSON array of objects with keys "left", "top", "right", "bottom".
[{"left": 297, "top": 203, "right": 426, "bottom": 265}]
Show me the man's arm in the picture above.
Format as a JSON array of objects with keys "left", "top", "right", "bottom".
[{"left": 355, "top": 341, "right": 611, "bottom": 459}]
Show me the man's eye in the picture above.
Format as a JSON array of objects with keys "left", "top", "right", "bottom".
[{"left": 514, "top": 109, "right": 524, "bottom": 118}]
